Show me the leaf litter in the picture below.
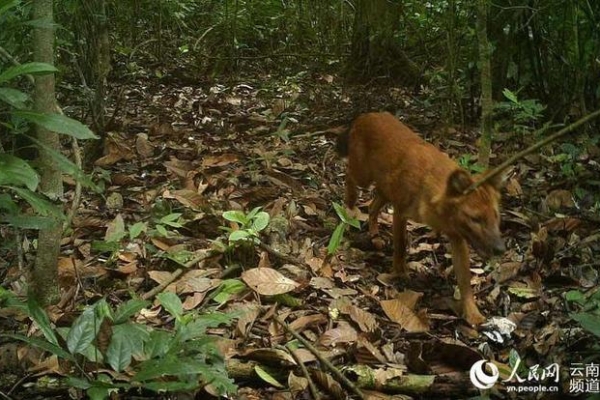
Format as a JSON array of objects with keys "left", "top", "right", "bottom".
[{"left": 3, "top": 73, "right": 600, "bottom": 399}]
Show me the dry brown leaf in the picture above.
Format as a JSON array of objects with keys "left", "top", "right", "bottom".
[
  {"left": 164, "top": 188, "right": 205, "bottom": 209},
  {"left": 241, "top": 348, "right": 296, "bottom": 366},
  {"left": 381, "top": 298, "right": 429, "bottom": 333},
  {"left": 116, "top": 261, "right": 138, "bottom": 275},
  {"left": 395, "top": 290, "right": 423, "bottom": 310},
  {"left": 164, "top": 158, "right": 194, "bottom": 178},
  {"left": 319, "top": 321, "right": 358, "bottom": 347},
  {"left": 356, "top": 337, "right": 387, "bottom": 364},
  {"left": 241, "top": 267, "right": 300, "bottom": 295},
  {"left": 147, "top": 270, "right": 177, "bottom": 292},
  {"left": 95, "top": 133, "right": 134, "bottom": 166},
  {"left": 491, "top": 262, "right": 522, "bottom": 283},
  {"left": 235, "top": 303, "right": 261, "bottom": 337},
  {"left": 322, "top": 287, "right": 358, "bottom": 298},
  {"left": 288, "top": 372, "right": 309, "bottom": 394},
  {"left": 289, "top": 348, "right": 317, "bottom": 364},
  {"left": 309, "top": 276, "right": 335, "bottom": 290},
  {"left": 258, "top": 251, "right": 271, "bottom": 269},
  {"left": 150, "top": 237, "right": 171, "bottom": 251},
  {"left": 182, "top": 292, "right": 206, "bottom": 310},
  {"left": 543, "top": 217, "right": 582, "bottom": 232},
  {"left": 149, "top": 122, "right": 176, "bottom": 137},
  {"left": 545, "top": 189, "right": 575, "bottom": 211},
  {"left": 288, "top": 314, "right": 327, "bottom": 333},
  {"left": 135, "top": 133, "right": 154, "bottom": 159},
  {"left": 176, "top": 275, "right": 216, "bottom": 294},
  {"left": 72, "top": 214, "right": 106, "bottom": 228},
  {"left": 373, "top": 367, "right": 405, "bottom": 388},
  {"left": 310, "top": 370, "right": 344, "bottom": 400},
  {"left": 266, "top": 169, "right": 304, "bottom": 192},
  {"left": 58, "top": 257, "right": 107, "bottom": 286},
  {"left": 202, "top": 153, "right": 238, "bottom": 168},
  {"left": 334, "top": 298, "right": 378, "bottom": 333},
  {"left": 505, "top": 176, "right": 523, "bottom": 197}
]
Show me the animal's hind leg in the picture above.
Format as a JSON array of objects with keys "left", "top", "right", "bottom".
[
  {"left": 392, "top": 212, "right": 408, "bottom": 276},
  {"left": 368, "top": 190, "right": 387, "bottom": 249},
  {"left": 344, "top": 173, "right": 359, "bottom": 209}
]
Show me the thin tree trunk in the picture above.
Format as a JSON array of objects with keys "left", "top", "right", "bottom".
[
  {"left": 32, "top": 0, "right": 61, "bottom": 305},
  {"left": 477, "top": 0, "right": 493, "bottom": 168}
]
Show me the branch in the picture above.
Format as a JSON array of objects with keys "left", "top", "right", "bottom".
[
  {"left": 466, "top": 108, "right": 600, "bottom": 193},
  {"left": 273, "top": 316, "right": 366, "bottom": 400}
]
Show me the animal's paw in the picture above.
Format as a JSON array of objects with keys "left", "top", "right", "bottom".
[
  {"left": 370, "top": 235, "right": 386, "bottom": 250},
  {"left": 462, "top": 302, "right": 486, "bottom": 327}
]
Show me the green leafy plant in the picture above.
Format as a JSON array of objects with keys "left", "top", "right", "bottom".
[
  {"left": 0, "top": 289, "right": 237, "bottom": 399},
  {"left": 494, "top": 88, "right": 546, "bottom": 137},
  {"left": 0, "top": 61, "right": 98, "bottom": 230},
  {"left": 457, "top": 154, "right": 485, "bottom": 174},
  {"left": 222, "top": 207, "right": 270, "bottom": 244},
  {"left": 151, "top": 212, "right": 184, "bottom": 237},
  {"left": 545, "top": 142, "right": 586, "bottom": 179},
  {"left": 327, "top": 202, "right": 360, "bottom": 254},
  {"left": 566, "top": 289, "right": 600, "bottom": 340}
]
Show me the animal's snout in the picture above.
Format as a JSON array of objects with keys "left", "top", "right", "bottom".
[{"left": 491, "top": 237, "right": 505, "bottom": 256}]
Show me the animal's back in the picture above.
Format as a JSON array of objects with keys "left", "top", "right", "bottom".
[{"left": 344, "top": 113, "right": 455, "bottom": 212}]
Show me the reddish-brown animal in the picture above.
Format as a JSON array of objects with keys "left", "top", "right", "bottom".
[{"left": 337, "top": 112, "right": 504, "bottom": 326}]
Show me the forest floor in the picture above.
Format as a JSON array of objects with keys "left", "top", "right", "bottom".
[{"left": 5, "top": 71, "right": 600, "bottom": 399}]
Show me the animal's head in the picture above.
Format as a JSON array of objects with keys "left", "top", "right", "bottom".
[{"left": 440, "top": 169, "right": 505, "bottom": 259}]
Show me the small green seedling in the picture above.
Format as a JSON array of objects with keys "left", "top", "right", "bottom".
[
  {"left": 222, "top": 207, "right": 270, "bottom": 244},
  {"left": 327, "top": 202, "right": 360, "bottom": 255}
]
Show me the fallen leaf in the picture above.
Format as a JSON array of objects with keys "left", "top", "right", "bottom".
[
  {"left": 381, "top": 298, "right": 429, "bottom": 332},
  {"left": 319, "top": 322, "right": 358, "bottom": 347},
  {"left": 241, "top": 267, "right": 300, "bottom": 295}
]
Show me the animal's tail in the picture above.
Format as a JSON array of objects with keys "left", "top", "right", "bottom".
[{"left": 336, "top": 128, "right": 350, "bottom": 157}]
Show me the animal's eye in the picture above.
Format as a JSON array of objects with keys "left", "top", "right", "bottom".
[{"left": 470, "top": 215, "right": 485, "bottom": 224}]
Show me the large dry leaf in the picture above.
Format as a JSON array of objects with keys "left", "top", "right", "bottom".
[
  {"left": 319, "top": 321, "right": 358, "bottom": 347},
  {"left": 202, "top": 153, "right": 238, "bottom": 168},
  {"left": 182, "top": 292, "right": 206, "bottom": 310},
  {"left": 333, "top": 297, "right": 377, "bottom": 332},
  {"left": 164, "top": 188, "right": 205, "bottom": 209},
  {"left": 94, "top": 133, "right": 134, "bottom": 166},
  {"left": 381, "top": 298, "right": 429, "bottom": 333},
  {"left": 241, "top": 267, "right": 299, "bottom": 295},
  {"left": 355, "top": 337, "right": 387, "bottom": 364},
  {"left": 234, "top": 303, "right": 261, "bottom": 337},
  {"left": 241, "top": 348, "right": 296, "bottom": 366},
  {"left": 288, "top": 372, "right": 309, "bottom": 394},
  {"left": 288, "top": 314, "right": 327, "bottom": 333},
  {"left": 395, "top": 290, "right": 424, "bottom": 310}
]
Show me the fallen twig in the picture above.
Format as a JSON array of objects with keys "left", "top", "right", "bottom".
[
  {"left": 273, "top": 315, "right": 365, "bottom": 400},
  {"left": 141, "top": 251, "right": 216, "bottom": 300}
]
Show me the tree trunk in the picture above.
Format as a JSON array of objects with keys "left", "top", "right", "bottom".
[
  {"left": 32, "top": 0, "right": 61, "bottom": 305},
  {"left": 347, "top": 0, "right": 420, "bottom": 85},
  {"left": 476, "top": 0, "right": 493, "bottom": 168}
]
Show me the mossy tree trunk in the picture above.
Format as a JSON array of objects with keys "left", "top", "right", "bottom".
[
  {"left": 477, "top": 0, "right": 493, "bottom": 168},
  {"left": 32, "top": 0, "right": 61, "bottom": 305}
]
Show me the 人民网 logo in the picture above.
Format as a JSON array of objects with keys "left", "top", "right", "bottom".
[{"left": 470, "top": 360, "right": 500, "bottom": 389}]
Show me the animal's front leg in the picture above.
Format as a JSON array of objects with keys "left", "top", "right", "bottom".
[{"left": 449, "top": 236, "right": 486, "bottom": 326}]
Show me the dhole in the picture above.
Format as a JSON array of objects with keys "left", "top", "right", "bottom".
[{"left": 337, "top": 112, "right": 505, "bottom": 326}]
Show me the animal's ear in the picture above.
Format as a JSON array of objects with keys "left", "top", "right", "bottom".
[
  {"left": 446, "top": 169, "right": 473, "bottom": 197},
  {"left": 484, "top": 170, "right": 506, "bottom": 190}
]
